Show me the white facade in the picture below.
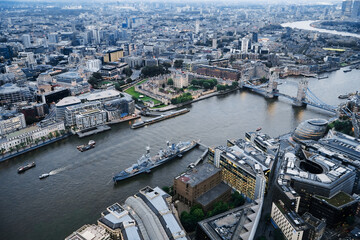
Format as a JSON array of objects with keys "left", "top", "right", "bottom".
[
  {"left": 241, "top": 37, "right": 249, "bottom": 53},
  {"left": 0, "top": 113, "right": 26, "bottom": 136},
  {"left": 0, "top": 121, "right": 65, "bottom": 152},
  {"left": 271, "top": 202, "right": 304, "bottom": 240},
  {"left": 75, "top": 109, "right": 107, "bottom": 131},
  {"left": 195, "top": 20, "right": 200, "bottom": 34},
  {"left": 86, "top": 59, "right": 102, "bottom": 72}
]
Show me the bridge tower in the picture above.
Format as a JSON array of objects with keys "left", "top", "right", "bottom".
[
  {"left": 265, "top": 69, "right": 279, "bottom": 98},
  {"left": 293, "top": 79, "right": 308, "bottom": 107}
]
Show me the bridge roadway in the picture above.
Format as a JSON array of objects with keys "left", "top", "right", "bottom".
[{"left": 243, "top": 84, "right": 337, "bottom": 114}]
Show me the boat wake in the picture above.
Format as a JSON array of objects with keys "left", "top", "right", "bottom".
[{"left": 49, "top": 165, "right": 72, "bottom": 175}]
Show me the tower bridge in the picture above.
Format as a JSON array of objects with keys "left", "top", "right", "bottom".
[{"left": 241, "top": 72, "right": 337, "bottom": 114}]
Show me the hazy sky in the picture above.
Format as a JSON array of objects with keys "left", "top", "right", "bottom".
[{"left": 9, "top": 0, "right": 340, "bottom": 3}]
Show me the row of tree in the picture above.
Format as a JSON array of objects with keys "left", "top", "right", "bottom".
[
  {"left": 191, "top": 79, "right": 218, "bottom": 90},
  {"left": 170, "top": 92, "right": 193, "bottom": 104},
  {"left": 216, "top": 81, "right": 239, "bottom": 91},
  {"left": 140, "top": 64, "right": 170, "bottom": 78}
]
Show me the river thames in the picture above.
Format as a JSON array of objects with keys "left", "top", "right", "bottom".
[{"left": 0, "top": 68, "right": 359, "bottom": 240}]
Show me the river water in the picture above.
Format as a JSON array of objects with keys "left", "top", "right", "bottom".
[
  {"left": 281, "top": 20, "right": 360, "bottom": 39},
  {"left": 0, "top": 69, "right": 359, "bottom": 240}
]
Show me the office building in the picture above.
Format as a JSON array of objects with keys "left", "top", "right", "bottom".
[
  {"left": 103, "top": 49, "right": 124, "bottom": 63},
  {"left": 86, "top": 59, "right": 102, "bottom": 72},
  {"left": 277, "top": 150, "right": 356, "bottom": 213},
  {"left": 0, "top": 113, "right": 26, "bottom": 136},
  {"left": 65, "top": 224, "right": 111, "bottom": 240},
  {"left": 271, "top": 200, "right": 307, "bottom": 240},
  {"left": 104, "top": 97, "right": 135, "bottom": 122},
  {"left": 309, "top": 191, "right": 358, "bottom": 228},
  {"left": 0, "top": 83, "right": 33, "bottom": 104},
  {"left": 209, "top": 139, "right": 270, "bottom": 200},
  {"left": 75, "top": 109, "right": 107, "bottom": 131},
  {"left": 124, "top": 56, "right": 143, "bottom": 68},
  {"left": 56, "top": 96, "right": 81, "bottom": 121},
  {"left": 64, "top": 101, "right": 102, "bottom": 127}
]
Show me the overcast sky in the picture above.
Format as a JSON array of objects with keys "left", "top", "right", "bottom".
[{"left": 9, "top": 0, "right": 340, "bottom": 3}]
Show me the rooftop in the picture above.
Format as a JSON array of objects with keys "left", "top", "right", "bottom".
[
  {"left": 196, "top": 182, "right": 231, "bottom": 207},
  {"left": 86, "top": 90, "right": 120, "bottom": 102},
  {"left": 175, "top": 162, "right": 220, "bottom": 187},
  {"left": 65, "top": 224, "right": 110, "bottom": 240},
  {"left": 315, "top": 191, "right": 356, "bottom": 208},
  {"left": 56, "top": 96, "right": 81, "bottom": 107},
  {"left": 198, "top": 200, "right": 261, "bottom": 240}
]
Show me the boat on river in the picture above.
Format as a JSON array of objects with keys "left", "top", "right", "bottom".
[
  {"left": 77, "top": 140, "right": 96, "bottom": 152},
  {"left": 18, "top": 162, "right": 36, "bottom": 173},
  {"left": 39, "top": 173, "right": 49, "bottom": 179},
  {"left": 113, "top": 140, "right": 198, "bottom": 183}
]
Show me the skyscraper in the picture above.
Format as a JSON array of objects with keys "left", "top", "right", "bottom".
[
  {"left": 92, "top": 29, "right": 101, "bottom": 44},
  {"left": 342, "top": 0, "right": 352, "bottom": 16},
  {"left": 241, "top": 37, "right": 249, "bottom": 53},
  {"left": 352, "top": 0, "right": 360, "bottom": 18},
  {"left": 22, "top": 34, "right": 31, "bottom": 48},
  {"left": 195, "top": 20, "right": 200, "bottom": 34}
]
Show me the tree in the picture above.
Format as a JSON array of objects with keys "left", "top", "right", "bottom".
[
  {"left": 231, "top": 81, "right": 239, "bottom": 89},
  {"left": 126, "top": 78, "right": 133, "bottom": 83},
  {"left": 123, "top": 67, "right": 133, "bottom": 77},
  {"left": 174, "top": 60, "right": 183, "bottom": 68},
  {"left": 141, "top": 65, "right": 169, "bottom": 78},
  {"left": 163, "top": 62, "right": 171, "bottom": 69},
  {"left": 119, "top": 80, "right": 126, "bottom": 86},
  {"left": 167, "top": 78, "right": 174, "bottom": 86},
  {"left": 115, "top": 82, "right": 122, "bottom": 91},
  {"left": 191, "top": 79, "right": 198, "bottom": 86}
]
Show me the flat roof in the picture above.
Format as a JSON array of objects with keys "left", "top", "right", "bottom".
[
  {"left": 177, "top": 163, "right": 220, "bottom": 187},
  {"left": 86, "top": 90, "right": 120, "bottom": 101},
  {"left": 196, "top": 182, "right": 231, "bottom": 207},
  {"left": 316, "top": 191, "right": 355, "bottom": 208},
  {"left": 56, "top": 96, "right": 81, "bottom": 107}
]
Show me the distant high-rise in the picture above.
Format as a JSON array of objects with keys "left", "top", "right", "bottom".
[
  {"left": 195, "top": 20, "right": 200, "bottom": 34},
  {"left": 352, "top": 0, "right": 360, "bottom": 18},
  {"left": 22, "top": 34, "right": 31, "bottom": 48},
  {"left": 212, "top": 38, "right": 217, "bottom": 49},
  {"left": 241, "top": 37, "right": 249, "bottom": 53},
  {"left": 342, "top": 0, "right": 353, "bottom": 16},
  {"left": 252, "top": 32, "right": 258, "bottom": 43},
  {"left": 92, "top": 29, "right": 101, "bottom": 45},
  {"left": 48, "top": 33, "right": 58, "bottom": 44}
]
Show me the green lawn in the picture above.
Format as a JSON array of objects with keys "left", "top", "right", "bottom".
[
  {"left": 151, "top": 104, "right": 167, "bottom": 109},
  {"left": 99, "top": 80, "right": 112, "bottom": 85},
  {"left": 125, "top": 86, "right": 162, "bottom": 105}
]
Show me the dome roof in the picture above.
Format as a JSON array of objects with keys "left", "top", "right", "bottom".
[{"left": 293, "top": 119, "right": 328, "bottom": 142}]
